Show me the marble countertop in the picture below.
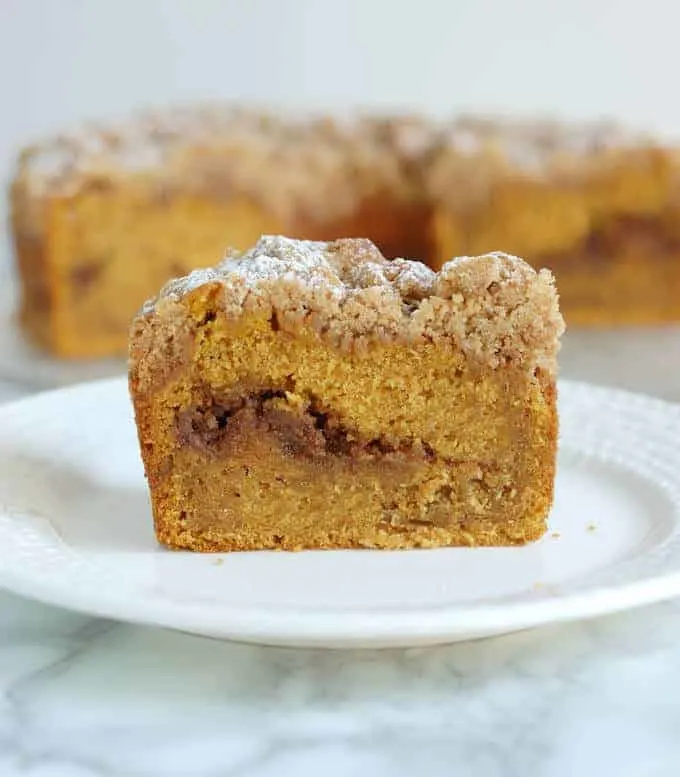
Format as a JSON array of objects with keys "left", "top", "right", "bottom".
[
  {"left": 1, "top": 587, "right": 680, "bottom": 777},
  {"left": 1, "top": 342, "right": 680, "bottom": 776}
]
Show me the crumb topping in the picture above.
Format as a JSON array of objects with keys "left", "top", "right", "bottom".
[
  {"left": 14, "top": 106, "right": 436, "bottom": 227},
  {"left": 15, "top": 106, "right": 675, "bottom": 236},
  {"left": 428, "top": 116, "right": 678, "bottom": 207},
  {"left": 133, "top": 236, "right": 564, "bottom": 381}
]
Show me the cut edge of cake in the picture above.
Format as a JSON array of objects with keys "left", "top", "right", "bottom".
[{"left": 129, "top": 236, "right": 564, "bottom": 553}]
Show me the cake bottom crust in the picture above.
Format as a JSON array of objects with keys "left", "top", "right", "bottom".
[{"left": 156, "top": 516, "right": 548, "bottom": 552}]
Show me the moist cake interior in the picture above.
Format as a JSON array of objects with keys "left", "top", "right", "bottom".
[{"left": 146, "top": 319, "right": 556, "bottom": 550}]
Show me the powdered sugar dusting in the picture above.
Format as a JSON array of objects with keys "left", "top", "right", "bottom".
[
  {"left": 443, "top": 251, "right": 534, "bottom": 288},
  {"left": 150, "top": 235, "right": 436, "bottom": 307},
  {"left": 446, "top": 116, "right": 649, "bottom": 168},
  {"left": 146, "top": 267, "right": 224, "bottom": 314},
  {"left": 230, "top": 236, "right": 340, "bottom": 286}
]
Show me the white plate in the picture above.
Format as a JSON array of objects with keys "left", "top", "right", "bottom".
[{"left": 0, "top": 377, "right": 679, "bottom": 648}]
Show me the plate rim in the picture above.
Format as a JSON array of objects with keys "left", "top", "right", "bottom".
[{"left": 1, "top": 551, "right": 680, "bottom": 647}]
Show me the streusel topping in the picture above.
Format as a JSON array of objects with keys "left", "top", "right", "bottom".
[
  {"left": 135, "top": 236, "right": 564, "bottom": 378},
  {"left": 15, "top": 107, "right": 436, "bottom": 227}
]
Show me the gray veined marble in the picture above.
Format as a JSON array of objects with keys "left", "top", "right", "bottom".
[{"left": 1, "top": 589, "right": 680, "bottom": 776}]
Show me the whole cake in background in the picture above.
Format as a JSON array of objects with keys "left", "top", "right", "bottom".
[
  {"left": 129, "top": 235, "right": 564, "bottom": 551},
  {"left": 10, "top": 105, "right": 679, "bottom": 358}
]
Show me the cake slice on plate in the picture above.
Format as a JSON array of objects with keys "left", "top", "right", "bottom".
[{"left": 129, "top": 235, "right": 564, "bottom": 551}]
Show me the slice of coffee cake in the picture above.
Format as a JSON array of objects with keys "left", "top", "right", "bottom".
[{"left": 129, "top": 236, "right": 564, "bottom": 551}]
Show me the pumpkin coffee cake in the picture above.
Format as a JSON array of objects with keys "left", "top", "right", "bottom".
[{"left": 129, "top": 235, "right": 564, "bottom": 552}]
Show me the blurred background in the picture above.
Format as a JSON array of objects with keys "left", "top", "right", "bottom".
[{"left": 0, "top": 0, "right": 679, "bottom": 397}]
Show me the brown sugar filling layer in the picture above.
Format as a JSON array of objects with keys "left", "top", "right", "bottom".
[
  {"left": 176, "top": 385, "right": 439, "bottom": 461},
  {"left": 138, "top": 313, "right": 557, "bottom": 551}
]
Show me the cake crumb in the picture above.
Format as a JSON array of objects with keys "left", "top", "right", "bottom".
[
  {"left": 213, "top": 557, "right": 225, "bottom": 566},
  {"left": 587, "top": 523, "right": 597, "bottom": 532},
  {"left": 551, "top": 531, "right": 561, "bottom": 539}
]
